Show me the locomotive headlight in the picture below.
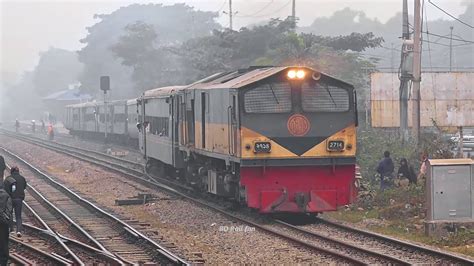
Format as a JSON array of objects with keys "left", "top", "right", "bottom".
[
  {"left": 296, "top": 70, "right": 306, "bottom": 79},
  {"left": 287, "top": 69, "right": 306, "bottom": 80},
  {"left": 287, "top": 70, "right": 297, "bottom": 79}
]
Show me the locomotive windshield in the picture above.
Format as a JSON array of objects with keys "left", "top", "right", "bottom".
[
  {"left": 244, "top": 80, "right": 350, "bottom": 113},
  {"left": 301, "top": 82, "right": 350, "bottom": 112},
  {"left": 244, "top": 82, "right": 292, "bottom": 113}
]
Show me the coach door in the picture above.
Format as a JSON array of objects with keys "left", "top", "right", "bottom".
[
  {"left": 228, "top": 92, "right": 238, "bottom": 156},
  {"left": 185, "top": 91, "right": 195, "bottom": 146}
]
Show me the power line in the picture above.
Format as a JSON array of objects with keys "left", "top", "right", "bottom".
[
  {"left": 237, "top": 1, "right": 274, "bottom": 17},
  {"left": 424, "top": 0, "right": 436, "bottom": 91},
  {"left": 216, "top": 0, "right": 227, "bottom": 13},
  {"left": 422, "top": 31, "right": 474, "bottom": 44},
  {"left": 236, "top": 0, "right": 292, "bottom": 18},
  {"left": 428, "top": 0, "right": 474, "bottom": 29}
]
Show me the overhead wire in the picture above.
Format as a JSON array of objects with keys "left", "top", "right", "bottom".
[
  {"left": 423, "top": 0, "right": 436, "bottom": 91},
  {"left": 216, "top": 0, "right": 227, "bottom": 13},
  {"left": 236, "top": 0, "right": 292, "bottom": 18},
  {"left": 422, "top": 31, "right": 474, "bottom": 44},
  {"left": 428, "top": 0, "right": 474, "bottom": 29},
  {"left": 236, "top": 0, "right": 275, "bottom": 17}
]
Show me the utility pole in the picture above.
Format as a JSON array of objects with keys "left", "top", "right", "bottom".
[
  {"left": 229, "top": 0, "right": 233, "bottom": 30},
  {"left": 399, "top": 0, "right": 411, "bottom": 142},
  {"left": 449, "top": 26, "right": 454, "bottom": 71},
  {"left": 292, "top": 0, "right": 296, "bottom": 29},
  {"left": 412, "top": 0, "right": 422, "bottom": 144}
]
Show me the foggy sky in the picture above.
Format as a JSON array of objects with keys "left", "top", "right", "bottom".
[{"left": 0, "top": 0, "right": 470, "bottom": 82}]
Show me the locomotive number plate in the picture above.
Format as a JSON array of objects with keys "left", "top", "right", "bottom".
[
  {"left": 327, "top": 140, "right": 344, "bottom": 151},
  {"left": 254, "top": 142, "right": 271, "bottom": 153}
]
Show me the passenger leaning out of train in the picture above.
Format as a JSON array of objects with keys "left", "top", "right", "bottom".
[
  {"left": 376, "top": 151, "right": 395, "bottom": 191},
  {"left": 3, "top": 166, "right": 27, "bottom": 237}
]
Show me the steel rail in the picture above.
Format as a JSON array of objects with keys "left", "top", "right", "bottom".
[
  {"left": 21, "top": 222, "right": 123, "bottom": 265},
  {"left": 5, "top": 131, "right": 473, "bottom": 264},
  {"left": 0, "top": 132, "right": 368, "bottom": 264},
  {"left": 316, "top": 217, "right": 474, "bottom": 265},
  {"left": 5, "top": 164, "right": 85, "bottom": 265},
  {"left": 9, "top": 238, "right": 71, "bottom": 265},
  {"left": 275, "top": 219, "right": 411, "bottom": 265},
  {"left": 1, "top": 147, "right": 189, "bottom": 265}
]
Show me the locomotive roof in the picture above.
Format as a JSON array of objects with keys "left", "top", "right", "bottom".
[
  {"left": 143, "top": 85, "right": 186, "bottom": 98},
  {"left": 66, "top": 100, "right": 127, "bottom": 108},
  {"left": 126, "top": 98, "right": 137, "bottom": 105},
  {"left": 188, "top": 66, "right": 287, "bottom": 90}
]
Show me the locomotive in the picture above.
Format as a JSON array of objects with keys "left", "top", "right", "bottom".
[{"left": 137, "top": 66, "right": 358, "bottom": 213}]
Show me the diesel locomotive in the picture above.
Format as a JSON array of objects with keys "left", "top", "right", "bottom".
[{"left": 138, "top": 66, "right": 358, "bottom": 213}]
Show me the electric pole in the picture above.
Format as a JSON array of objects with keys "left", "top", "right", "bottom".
[
  {"left": 399, "top": 0, "right": 410, "bottom": 142},
  {"left": 292, "top": 0, "right": 296, "bottom": 29},
  {"left": 412, "top": 0, "right": 422, "bottom": 144},
  {"left": 229, "top": 0, "right": 233, "bottom": 30},
  {"left": 449, "top": 26, "right": 453, "bottom": 71}
]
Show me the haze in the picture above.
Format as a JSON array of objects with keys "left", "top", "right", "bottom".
[{"left": 0, "top": 0, "right": 469, "bottom": 82}]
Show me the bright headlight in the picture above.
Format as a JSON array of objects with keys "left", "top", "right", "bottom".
[
  {"left": 296, "top": 70, "right": 305, "bottom": 79},
  {"left": 287, "top": 70, "right": 297, "bottom": 79}
]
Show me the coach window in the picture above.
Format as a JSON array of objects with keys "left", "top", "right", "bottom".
[
  {"left": 147, "top": 116, "right": 169, "bottom": 137},
  {"left": 301, "top": 82, "right": 349, "bottom": 112}
]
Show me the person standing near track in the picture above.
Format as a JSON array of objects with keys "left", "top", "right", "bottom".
[
  {"left": 376, "top": 151, "right": 395, "bottom": 191},
  {"left": 0, "top": 181, "right": 13, "bottom": 266},
  {"left": 3, "top": 166, "right": 27, "bottom": 237},
  {"left": 0, "top": 156, "right": 5, "bottom": 179}
]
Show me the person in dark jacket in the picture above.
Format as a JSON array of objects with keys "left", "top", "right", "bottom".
[
  {"left": 397, "top": 158, "right": 417, "bottom": 185},
  {"left": 0, "top": 156, "right": 5, "bottom": 179},
  {"left": 376, "top": 151, "right": 395, "bottom": 191},
  {"left": 0, "top": 181, "right": 12, "bottom": 266},
  {"left": 3, "top": 166, "right": 27, "bottom": 237}
]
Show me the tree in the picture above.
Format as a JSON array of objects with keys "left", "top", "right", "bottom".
[
  {"left": 78, "top": 3, "right": 221, "bottom": 98},
  {"left": 32, "top": 48, "right": 83, "bottom": 96}
]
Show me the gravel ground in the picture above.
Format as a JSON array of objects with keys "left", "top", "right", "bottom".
[{"left": 0, "top": 135, "right": 340, "bottom": 264}]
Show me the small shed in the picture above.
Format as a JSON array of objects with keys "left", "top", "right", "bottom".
[{"left": 42, "top": 88, "right": 92, "bottom": 122}]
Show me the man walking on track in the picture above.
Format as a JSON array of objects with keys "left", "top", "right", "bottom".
[{"left": 3, "top": 166, "right": 27, "bottom": 237}]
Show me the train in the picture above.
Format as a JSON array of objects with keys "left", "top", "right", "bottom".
[
  {"left": 65, "top": 99, "right": 139, "bottom": 146},
  {"left": 66, "top": 66, "right": 359, "bottom": 214}
]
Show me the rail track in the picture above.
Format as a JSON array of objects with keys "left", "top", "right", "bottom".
[
  {"left": 2, "top": 129, "right": 474, "bottom": 265},
  {"left": 1, "top": 148, "right": 188, "bottom": 265}
]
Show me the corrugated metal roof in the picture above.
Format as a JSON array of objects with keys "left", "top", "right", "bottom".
[
  {"left": 428, "top": 158, "right": 473, "bottom": 165},
  {"left": 43, "top": 88, "right": 92, "bottom": 101}
]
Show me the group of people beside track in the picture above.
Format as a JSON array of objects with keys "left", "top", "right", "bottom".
[
  {"left": 0, "top": 156, "right": 27, "bottom": 266},
  {"left": 376, "top": 151, "right": 428, "bottom": 191},
  {"left": 15, "top": 119, "right": 55, "bottom": 140}
]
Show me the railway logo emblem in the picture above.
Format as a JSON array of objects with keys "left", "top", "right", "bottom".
[{"left": 287, "top": 114, "right": 310, "bottom": 136}]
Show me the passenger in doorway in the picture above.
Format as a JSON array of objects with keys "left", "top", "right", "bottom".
[
  {"left": 0, "top": 181, "right": 13, "bottom": 266},
  {"left": 397, "top": 158, "right": 417, "bottom": 185},
  {"left": 0, "top": 156, "right": 5, "bottom": 179},
  {"left": 376, "top": 151, "right": 395, "bottom": 191},
  {"left": 3, "top": 166, "right": 27, "bottom": 237}
]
